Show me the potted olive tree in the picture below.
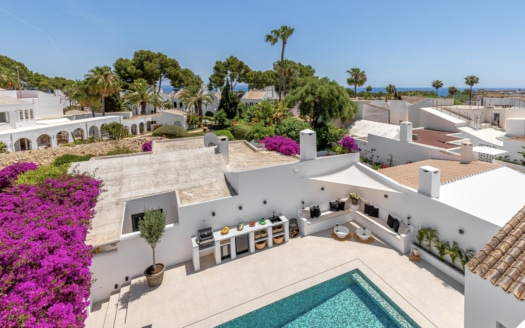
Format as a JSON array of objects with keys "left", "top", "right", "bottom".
[{"left": 139, "top": 208, "right": 166, "bottom": 287}]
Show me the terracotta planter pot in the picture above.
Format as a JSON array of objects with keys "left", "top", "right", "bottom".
[
  {"left": 145, "top": 263, "right": 165, "bottom": 287},
  {"left": 273, "top": 235, "right": 284, "bottom": 244},
  {"left": 351, "top": 199, "right": 359, "bottom": 205},
  {"left": 255, "top": 240, "right": 267, "bottom": 250}
]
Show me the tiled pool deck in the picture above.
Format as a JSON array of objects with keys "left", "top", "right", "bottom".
[{"left": 87, "top": 223, "right": 464, "bottom": 327}]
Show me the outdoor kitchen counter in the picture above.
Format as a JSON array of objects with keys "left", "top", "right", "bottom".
[{"left": 192, "top": 216, "right": 289, "bottom": 272}]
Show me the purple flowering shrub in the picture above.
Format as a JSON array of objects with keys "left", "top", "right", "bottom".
[
  {"left": 260, "top": 135, "right": 300, "bottom": 156},
  {"left": 0, "top": 162, "right": 38, "bottom": 190},
  {"left": 0, "top": 163, "right": 102, "bottom": 327},
  {"left": 142, "top": 141, "right": 153, "bottom": 152},
  {"left": 339, "top": 136, "right": 359, "bottom": 153}
]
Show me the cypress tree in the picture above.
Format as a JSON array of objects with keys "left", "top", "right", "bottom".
[{"left": 218, "top": 79, "right": 239, "bottom": 119}]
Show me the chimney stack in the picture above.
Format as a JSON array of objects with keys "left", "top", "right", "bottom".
[
  {"left": 300, "top": 129, "right": 317, "bottom": 161},
  {"left": 217, "top": 136, "right": 229, "bottom": 164},
  {"left": 400, "top": 121, "right": 413, "bottom": 143},
  {"left": 418, "top": 166, "right": 440, "bottom": 198},
  {"left": 460, "top": 141, "right": 473, "bottom": 164}
]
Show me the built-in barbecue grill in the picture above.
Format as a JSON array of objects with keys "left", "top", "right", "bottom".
[{"left": 196, "top": 227, "right": 215, "bottom": 250}]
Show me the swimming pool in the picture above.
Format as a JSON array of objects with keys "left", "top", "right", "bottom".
[{"left": 218, "top": 269, "right": 420, "bottom": 328}]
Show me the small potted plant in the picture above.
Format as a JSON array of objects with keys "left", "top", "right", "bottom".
[
  {"left": 139, "top": 208, "right": 166, "bottom": 287},
  {"left": 349, "top": 193, "right": 360, "bottom": 205}
]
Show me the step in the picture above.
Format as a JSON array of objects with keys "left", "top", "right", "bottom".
[
  {"left": 86, "top": 298, "right": 109, "bottom": 328},
  {"left": 103, "top": 291, "right": 120, "bottom": 328},
  {"left": 114, "top": 283, "right": 131, "bottom": 326}
]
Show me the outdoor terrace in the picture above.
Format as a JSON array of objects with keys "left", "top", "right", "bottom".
[{"left": 87, "top": 223, "right": 464, "bottom": 327}]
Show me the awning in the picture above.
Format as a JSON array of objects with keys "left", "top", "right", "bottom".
[
  {"left": 309, "top": 165, "right": 401, "bottom": 193},
  {"left": 473, "top": 146, "right": 507, "bottom": 156}
]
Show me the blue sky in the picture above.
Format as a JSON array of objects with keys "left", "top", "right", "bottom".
[{"left": 1, "top": 0, "right": 524, "bottom": 89}]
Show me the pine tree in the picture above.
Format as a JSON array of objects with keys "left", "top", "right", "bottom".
[{"left": 218, "top": 79, "right": 239, "bottom": 119}]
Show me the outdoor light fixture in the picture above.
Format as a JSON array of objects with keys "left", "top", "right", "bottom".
[
  {"left": 407, "top": 216, "right": 411, "bottom": 226},
  {"left": 114, "top": 284, "right": 118, "bottom": 289},
  {"left": 211, "top": 211, "right": 215, "bottom": 216},
  {"left": 263, "top": 200, "right": 267, "bottom": 205},
  {"left": 459, "top": 228, "right": 464, "bottom": 235},
  {"left": 384, "top": 194, "right": 388, "bottom": 198},
  {"left": 321, "top": 187, "right": 325, "bottom": 191},
  {"left": 125, "top": 276, "right": 129, "bottom": 282},
  {"left": 239, "top": 206, "right": 243, "bottom": 210}
]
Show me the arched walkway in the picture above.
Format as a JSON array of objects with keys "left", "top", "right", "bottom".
[
  {"left": 37, "top": 134, "right": 51, "bottom": 149},
  {"left": 57, "top": 131, "right": 69, "bottom": 145},
  {"left": 174, "top": 121, "right": 182, "bottom": 127},
  {"left": 89, "top": 126, "right": 100, "bottom": 138},
  {"left": 100, "top": 124, "right": 109, "bottom": 139},
  {"left": 73, "top": 128, "right": 85, "bottom": 141},
  {"left": 146, "top": 121, "right": 152, "bottom": 132},
  {"left": 139, "top": 122, "right": 145, "bottom": 134},
  {"left": 131, "top": 124, "right": 138, "bottom": 135},
  {"left": 15, "top": 138, "right": 32, "bottom": 151}
]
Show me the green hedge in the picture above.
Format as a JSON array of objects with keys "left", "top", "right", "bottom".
[
  {"left": 214, "top": 130, "right": 234, "bottom": 140},
  {"left": 152, "top": 125, "right": 189, "bottom": 138},
  {"left": 53, "top": 154, "right": 94, "bottom": 166},
  {"left": 229, "top": 122, "right": 253, "bottom": 140},
  {"left": 16, "top": 164, "right": 70, "bottom": 185}
]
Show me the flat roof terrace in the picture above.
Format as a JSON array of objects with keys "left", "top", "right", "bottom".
[{"left": 87, "top": 223, "right": 464, "bottom": 327}]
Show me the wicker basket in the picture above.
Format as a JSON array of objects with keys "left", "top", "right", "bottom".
[
  {"left": 255, "top": 240, "right": 267, "bottom": 250},
  {"left": 273, "top": 235, "right": 284, "bottom": 245}
]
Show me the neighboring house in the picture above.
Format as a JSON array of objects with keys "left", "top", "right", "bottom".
[
  {"left": 240, "top": 86, "right": 278, "bottom": 107},
  {"left": 465, "top": 206, "right": 525, "bottom": 328},
  {"left": 169, "top": 87, "right": 220, "bottom": 115}
]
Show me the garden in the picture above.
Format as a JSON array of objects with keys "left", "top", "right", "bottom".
[{"left": 0, "top": 161, "right": 102, "bottom": 327}]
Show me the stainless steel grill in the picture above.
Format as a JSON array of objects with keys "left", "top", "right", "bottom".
[{"left": 196, "top": 227, "right": 215, "bottom": 250}]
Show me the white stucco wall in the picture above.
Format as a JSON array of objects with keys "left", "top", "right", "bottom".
[
  {"left": 502, "top": 138, "right": 525, "bottom": 162},
  {"left": 419, "top": 108, "right": 463, "bottom": 132},
  {"left": 90, "top": 152, "right": 361, "bottom": 303},
  {"left": 465, "top": 270, "right": 525, "bottom": 328}
]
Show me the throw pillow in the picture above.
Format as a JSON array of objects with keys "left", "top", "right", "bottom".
[
  {"left": 392, "top": 219, "right": 400, "bottom": 233},
  {"left": 387, "top": 215, "right": 392, "bottom": 226},
  {"left": 398, "top": 221, "right": 410, "bottom": 234},
  {"left": 339, "top": 197, "right": 351, "bottom": 210},
  {"left": 302, "top": 207, "right": 311, "bottom": 219},
  {"left": 329, "top": 201, "right": 339, "bottom": 211},
  {"left": 338, "top": 200, "right": 346, "bottom": 211},
  {"left": 364, "top": 204, "right": 373, "bottom": 215},
  {"left": 313, "top": 205, "right": 321, "bottom": 218},
  {"left": 370, "top": 207, "right": 379, "bottom": 218}
]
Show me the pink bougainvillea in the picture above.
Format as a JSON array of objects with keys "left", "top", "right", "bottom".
[
  {"left": 260, "top": 135, "right": 300, "bottom": 156},
  {"left": 0, "top": 163, "right": 102, "bottom": 327},
  {"left": 339, "top": 136, "right": 359, "bottom": 153},
  {"left": 142, "top": 141, "right": 153, "bottom": 152},
  {"left": 0, "top": 162, "right": 38, "bottom": 191}
]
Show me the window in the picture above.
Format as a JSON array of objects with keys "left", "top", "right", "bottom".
[
  {"left": 24, "top": 109, "right": 29, "bottom": 120},
  {"left": 0, "top": 112, "right": 6, "bottom": 123},
  {"left": 19, "top": 110, "right": 24, "bottom": 120},
  {"left": 131, "top": 209, "right": 163, "bottom": 232},
  {"left": 29, "top": 109, "right": 34, "bottom": 119}
]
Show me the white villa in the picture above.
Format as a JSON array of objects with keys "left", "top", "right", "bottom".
[
  {"left": 240, "top": 85, "right": 279, "bottom": 107},
  {"left": 76, "top": 125, "right": 525, "bottom": 327},
  {"left": 0, "top": 89, "right": 187, "bottom": 152}
]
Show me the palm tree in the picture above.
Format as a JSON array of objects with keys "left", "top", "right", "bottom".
[
  {"left": 64, "top": 79, "right": 99, "bottom": 117},
  {"left": 85, "top": 66, "right": 120, "bottom": 116},
  {"left": 460, "top": 248, "right": 475, "bottom": 272},
  {"left": 448, "top": 86, "right": 458, "bottom": 99},
  {"left": 436, "top": 240, "right": 450, "bottom": 261},
  {"left": 431, "top": 80, "right": 443, "bottom": 96},
  {"left": 464, "top": 75, "right": 479, "bottom": 105},
  {"left": 0, "top": 69, "right": 18, "bottom": 89},
  {"left": 178, "top": 87, "right": 214, "bottom": 120},
  {"left": 123, "top": 79, "right": 164, "bottom": 115},
  {"left": 385, "top": 84, "right": 396, "bottom": 99},
  {"left": 265, "top": 25, "right": 295, "bottom": 101},
  {"left": 445, "top": 241, "right": 461, "bottom": 268},
  {"left": 424, "top": 228, "right": 439, "bottom": 254},
  {"left": 346, "top": 68, "right": 367, "bottom": 98}
]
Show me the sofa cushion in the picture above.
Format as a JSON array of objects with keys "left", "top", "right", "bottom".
[
  {"left": 329, "top": 201, "right": 339, "bottom": 211},
  {"left": 392, "top": 219, "right": 400, "bottom": 233},
  {"left": 339, "top": 197, "right": 351, "bottom": 210},
  {"left": 369, "top": 207, "right": 379, "bottom": 218},
  {"left": 302, "top": 207, "right": 311, "bottom": 219},
  {"left": 313, "top": 205, "right": 321, "bottom": 218},
  {"left": 364, "top": 204, "right": 373, "bottom": 215},
  {"left": 310, "top": 206, "right": 316, "bottom": 218},
  {"left": 398, "top": 220, "right": 410, "bottom": 235},
  {"left": 386, "top": 215, "right": 392, "bottom": 227},
  {"left": 338, "top": 200, "right": 346, "bottom": 211}
]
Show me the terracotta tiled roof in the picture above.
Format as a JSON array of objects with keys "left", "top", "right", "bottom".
[
  {"left": 467, "top": 206, "right": 525, "bottom": 301},
  {"left": 380, "top": 159, "right": 501, "bottom": 189},
  {"left": 242, "top": 91, "right": 266, "bottom": 100}
]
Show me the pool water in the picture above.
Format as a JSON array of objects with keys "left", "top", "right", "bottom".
[{"left": 218, "top": 269, "right": 420, "bottom": 328}]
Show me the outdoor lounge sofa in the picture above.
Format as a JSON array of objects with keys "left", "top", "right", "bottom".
[{"left": 298, "top": 198, "right": 353, "bottom": 236}]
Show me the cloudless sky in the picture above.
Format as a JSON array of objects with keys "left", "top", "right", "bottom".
[{"left": 1, "top": 0, "right": 524, "bottom": 89}]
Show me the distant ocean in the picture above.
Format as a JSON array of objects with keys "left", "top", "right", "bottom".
[{"left": 162, "top": 85, "right": 522, "bottom": 97}]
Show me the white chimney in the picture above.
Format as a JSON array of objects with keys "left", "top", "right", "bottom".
[
  {"left": 400, "top": 121, "right": 412, "bottom": 143},
  {"left": 418, "top": 166, "right": 440, "bottom": 198},
  {"left": 300, "top": 129, "right": 317, "bottom": 161},
  {"left": 461, "top": 141, "right": 473, "bottom": 164},
  {"left": 217, "top": 136, "right": 229, "bottom": 165}
]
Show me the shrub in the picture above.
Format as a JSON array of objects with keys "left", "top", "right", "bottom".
[
  {"left": 214, "top": 130, "right": 234, "bottom": 140},
  {"left": 229, "top": 122, "right": 253, "bottom": 140},
  {"left": 16, "top": 164, "right": 70, "bottom": 185},
  {"left": 252, "top": 123, "right": 275, "bottom": 141},
  {"left": 0, "top": 162, "right": 38, "bottom": 190},
  {"left": 260, "top": 135, "right": 300, "bottom": 156},
  {"left": 101, "top": 122, "right": 129, "bottom": 140},
  {"left": 142, "top": 141, "right": 153, "bottom": 152},
  {"left": 205, "top": 111, "right": 214, "bottom": 117},
  {"left": 53, "top": 154, "right": 94, "bottom": 166},
  {"left": 316, "top": 122, "right": 345, "bottom": 150},
  {"left": 152, "top": 125, "right": 189, "bottom": 138},
  {"left": 0, "top": 167, "right": 102, "bottom": 326},
  {"left": 274, "top": 118, "right": 310, "bottom": 142},
  {"left": 0, "top": 141, "right": 7, "bottom": 153},
  {"left": 339, "top": 135, "right": 359, "bottom": 153},
  {"left": 106, "top": 146, "right": 134, "bottom": 156}
]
